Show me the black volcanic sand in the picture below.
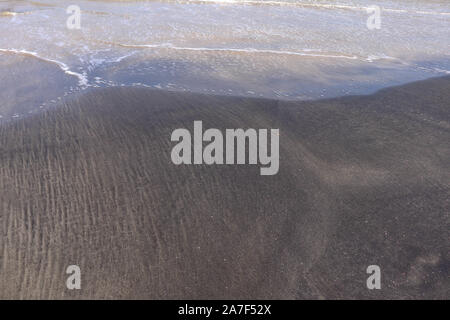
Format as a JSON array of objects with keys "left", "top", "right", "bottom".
[{"left": 0, "top": 76, "right": 449, "bottom": 299}]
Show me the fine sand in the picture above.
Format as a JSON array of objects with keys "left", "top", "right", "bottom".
[{"left": 0, "top": 76, "right": 449, "bottom": 299}]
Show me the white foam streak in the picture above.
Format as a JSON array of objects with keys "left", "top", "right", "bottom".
[
  {"left": 176, "top": 0, "right": 450, "bottom": 15},
  {"left": 119, "top": 43, "right": 361, "bottom": 60},
  {"left": 114, "top": 43, "right": 450, "bottom": 74},
  {"left": 0, "top": 48, "right": 88, "bottom": 86}
]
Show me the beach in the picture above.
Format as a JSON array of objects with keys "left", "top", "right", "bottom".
[
  {"left": 1, "top": 0, "right": 450, "bottom": 120},
  {"left": 0, "top": 76, "right": 448, "bottom": 299},
  {"left": 0, "top": 0, "right": 449, "bottom": 300}
]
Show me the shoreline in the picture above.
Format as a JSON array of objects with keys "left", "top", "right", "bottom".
[
  {"left": 1, "top": 52, "right": 448, "bottom": 124},
  {"left": 1, "top": 48, "right": 449, "bottom": 121}
]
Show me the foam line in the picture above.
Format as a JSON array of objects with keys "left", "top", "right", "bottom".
[{"left": 0, "top": 48, "right": 88, "bottom": 86}]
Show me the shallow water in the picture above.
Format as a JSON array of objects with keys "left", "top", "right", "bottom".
[{"left": 0, "top": 0, "right": 449, "bottom": 118}]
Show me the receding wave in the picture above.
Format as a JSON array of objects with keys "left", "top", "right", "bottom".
[
  {"left": 0, "top": 48, "right": 88, "bottom": 86},
  {"left": 118, "top": 42, "right": 435, "bottom": 65},
  {"left": 90, "top": 41, "right": 450, "bottom": 73},
  {"left": 117, "top": 42, "right": 364, "bottom": 60},
  {"left": 166, "top": 0, "right": 450, "bottom": 16}
]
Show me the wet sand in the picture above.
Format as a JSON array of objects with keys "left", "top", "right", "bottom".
[
  {"left": 0, "top": 54, "right": 78, "bottom": 119},
  {"left": 0, "top": 76, "right": 449, "bottom": 299}
]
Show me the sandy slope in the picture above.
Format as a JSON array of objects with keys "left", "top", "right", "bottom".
[{"left": 0, "top": 76, "right": 449, "bottom": 299}]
